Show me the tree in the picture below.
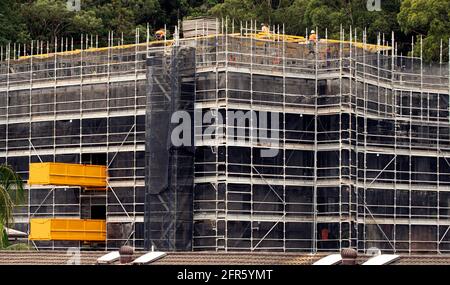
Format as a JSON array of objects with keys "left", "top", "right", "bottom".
[
  {"left": 186, "top": 0, "right": 219, "bottom": 18},
  {"left": 0, "top": 164, "right": 25, "bottom": 249},
  {"left": 299, "top": 0, "right": 401, "bottom": 41},
  {"left": 80, "top": 0, "right": 165, "bottom": 44},
  {"left": 206, "top": 0, "right": 401, "bottom": 43},
  {"left": 20, "top": 0, "right": 75, "bottom": 41},
  {"left": 0, "top": 0, "right": 448, "bottom": 62},
  {"left": 398, "top": 0, "right": 450, "bottom": 61},
  {"left": 272, "top": 0, "right": 309, "bottom": 35},
  {"left": 69, "top": 10, "right": 104, "bottom": 36},
  {"left": 208, "top": 0, "right": 261, "bottom": 23},
  {"left": 0, "top": 0, "right": 30, "bottom": 45}
]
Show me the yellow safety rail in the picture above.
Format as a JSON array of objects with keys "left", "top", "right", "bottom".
[
  {"left": 17, "top": 31, "right": 392, "bottom": 62},
  {"left": 28, "top": 162, "right": 107, "bottom": 188},
  {"left": 242, "top": 32, "right": 306, "bottom": 43},
  {"left": 240, "top": 33, "right": 392, "bottom": 52},
  {"left": 18, "top": 39, "right": 174, "bottom": 61},
  {"left": 326, "top": 39, "right": 392, "bottom": 52},
  {"left": 29, "top": 218, "right": 106, "bottom": 241}
]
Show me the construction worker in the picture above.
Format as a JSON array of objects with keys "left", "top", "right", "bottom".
[
  {"left": 308, "top": 30, "right": 317, "bottom": 55},
  {"left": 309, "top": 30, "right": 317, "bottom": 43},
  {"left": 261, "top": 23, "right": 270, "bottom": 34},
  {"left": 155, "top": 28, "right": 166, "bottom": 40}
]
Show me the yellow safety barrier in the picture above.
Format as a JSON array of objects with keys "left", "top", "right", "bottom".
[
  {"left": 326, "top": 39, "right": 392, "bottom": 52},
  {"left": 28, "top": 163, "right": 107, "bottom": 188},
  {"left": 239, "top": 33, "right": 391, "bottom": 52},
  {"left": 17, "top": 32, "right": 391, "bottom": 62},
  {"left": 18, "top": 39, "right": 174, "bottom": 61},
  {"left": 242, "top": 32, "right": 306, "bottom": 43},
  {"left": 29, "top": 218, "right": 106, "bottom": 241}
]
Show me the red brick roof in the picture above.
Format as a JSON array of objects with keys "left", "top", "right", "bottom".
[
  {"left": 0, "top": 250, "right": 103, "bottom": 265},
  {"left": 151, "top": 252, "right": 323, "bottom": 265},
  {"left": 1, "top": 251, "right": 450, "bottom": 265}
]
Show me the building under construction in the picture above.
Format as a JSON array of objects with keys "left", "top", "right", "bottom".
[{"left": 1, "top": 18, "right": 450, "bottom": 254}]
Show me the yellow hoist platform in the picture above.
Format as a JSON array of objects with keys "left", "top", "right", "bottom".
[
  {"left": 28, "top": 162, "right": 107, "bottom": 188},
  {"left": 27, "top": 163, "right": 108, "bottom": 242},
  {"left": 29, "top": 218, "right": 106, "bottom": 241}
]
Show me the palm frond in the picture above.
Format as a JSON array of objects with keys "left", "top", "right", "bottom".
[
  {"left": 0, "top": 165, "right": 25, "bottom": 227},
  {"left": 0, "top": 185, "right": 14, "bottom": 227},
  {"left": 5, "top": 243, "right": 32, "bottom": 251},
  {"left": 0, "top": 164, "right": 25, "bottom": 205},
  {"left": 0, "top": 223, "right": 4, "bottom": 249}
]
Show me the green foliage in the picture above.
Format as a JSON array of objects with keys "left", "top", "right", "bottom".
[
  {"left": 208, "top": 0, "right": 402, "bottom": 43},
  {"left": 0, "top": 164, "right": 24, "bottom": 249},
  {"left": 186, "top": 0, "right": 218, "bottom": 18},
  {"left": 272, "top": 0, "right": 309, "bottom": 35},
  {"left": 70, "top": 10, "right": 104, "bottom": 35},
  {"left": 0, "top": 0, "right": 30, "bottom": 45},
  {"left": 0, "top": 224, "right": 8, "bottom": 248},
  {"left": 398, "top": 0, "right": 450, "bottom": 61},
  {"left": 5, "top": 243, "right": 33, "bottom": 250},
  {"left": 0, "top": 0, "right": 448, "bottom": 61},
  {"left": 21, "top": 0, "right": 74, "bottom": 40},
  {"left": 209, "top": 0, "right": 258, "bottom": 22},
  {"left": 0, "top": 164, "right": 24, "bottom": 228}
]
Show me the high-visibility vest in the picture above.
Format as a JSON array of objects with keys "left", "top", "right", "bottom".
[{"left": 155, "top": 30, "right": 165, "bottom": 37}]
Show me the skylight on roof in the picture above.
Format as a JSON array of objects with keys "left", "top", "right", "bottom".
[
  {"left": 313, "top": 254, "right": 342, "bottom": 265},
  {"left": 132, "top": 251, "right": 167, "bottom": 265},
  {"left": 362, "top": 254, "right": 400, "bottom": 265},
  {"left": 97, "top": 251, "right": 120, "bottom": 264}
]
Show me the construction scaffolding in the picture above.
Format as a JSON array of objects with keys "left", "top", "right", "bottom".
[
  {"left": 185, "top": 19, "right": 450, "bottom": 254},
  {"left": 145, "top": 44, "right": 196, "bottom": 251},
  {"left": 1, "top": 18, "right": 450, "bottom": 253},
  {"left": 0, "top": 31, "right": 150, "bottom": 250}
]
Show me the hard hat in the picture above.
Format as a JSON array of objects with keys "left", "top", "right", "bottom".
[{"left": 311, "top": 30, "right": 316, "bottom": 34}]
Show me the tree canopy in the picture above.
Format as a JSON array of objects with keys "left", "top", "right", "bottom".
[
  {"left": 398, "top": 0, "right": 450, "bottom": 61},
  {"left": 0, "top": 0, "right": 448, "bottom": 62}
]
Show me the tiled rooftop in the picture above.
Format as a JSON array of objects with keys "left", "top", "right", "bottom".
[
  {"left": 0, "top": 250, "right": 104, "bottom": 265},
  {"left": 151, "top": 252, "right": 323, "bottom": 265},
  {"left": 1, "top": 251, "right": 450, "bottom": 265}
]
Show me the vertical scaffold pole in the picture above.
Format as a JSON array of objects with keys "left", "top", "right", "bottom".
[
  {"left": 353, "top": 28, "right": 361, "bottom": 249},
  {"left": 224, "top": 17, "right": 229, "bottom": 251},
  {"left": 5, "top": 43, "right": 10, "bottom": 164},
  {"left": 339, "top": 27, "right": 344, "bottom": 250},
  {"left": 377, "top": 33, "right": 381, "bottom": 116},
  {"left": 420, "top": 35, "right": 424, "bottom": 121},
  {"left": 53, "top": 36, "right": 58, "bottom": 165},
  {"left": 392, "top": 31, "right": 397, "bottom": 252},
  {"left": 132, "top": 27, "right": 140, "bottom": 248},
  {"left": 349, "top": 27, "right": 354, "bottom": 249},
  {"left": 27, "top": 41, "right": 34, "bottom": 249},
  {"left": 282, "top": 23, "right": 286, "bottom": 252},
  {"left": 363, "top": 28, "right": 368, "bottom": 253},
  {"left": 312, "top": 26, "right": 319, "bottom": 253},
  {"left": 436, "top": 39, "right": 442, "bottom": 253},
  {"left": 249, "top": 19, "right": 254, "bottom": 251}
]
